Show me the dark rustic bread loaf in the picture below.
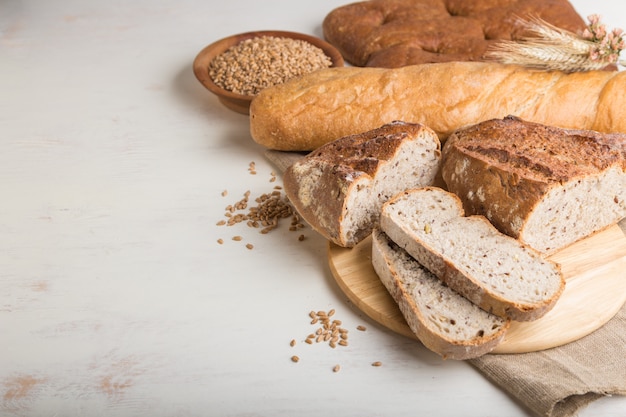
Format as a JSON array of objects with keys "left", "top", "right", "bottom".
[
  {"left": 372, "top": 228, "right": 510, "bottom": 360},
  {"left": 322, "top": 0, "right": 586, "bottom": 68},
  {"left": 380, "top": 187, "right": 565, "bottom": 321},
  {"left": 283, "top": 121, "right": 441, "bottom": 247},
  {"left": 442, "top": 116, "right": 626, "bottom": 254}
]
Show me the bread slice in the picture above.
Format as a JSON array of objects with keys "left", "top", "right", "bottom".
[
  {"left": 371, "top": 228, "right": 510, "bottom": 360},
  {"left": 380, "top": 187, "right": 565, "bottom": 321},
  {"left": 442, "top": 116, "right": 626, "bottom": 254},
  {"left": 283, "top": 121, "right": 441, "bottom": 247}
]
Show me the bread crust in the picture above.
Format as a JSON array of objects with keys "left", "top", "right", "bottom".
[
  {"left": 249, "top": 62, "right": 625, "bottom": 151},
  {"left": 442, "top": 116, "right": 626, "bottom": 253},
  {"left": 322, "top": 0, "right": 586, "bottom": 68}
]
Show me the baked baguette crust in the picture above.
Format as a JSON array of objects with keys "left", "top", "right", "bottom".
[
  {"left": 442, "top": 116, "right": 626, "bottom": 254},
  {"left": 249, "top": 62, "right": 626, "bottom": 151},
  {"left": 371, "top": 228, "right": 510, "bottom": 360},
  {"left": 284, "top": 121, "right": 441, "bottom": 247},
  {"left": 380, "top": 187, "right": 565, "bottom": 321}
]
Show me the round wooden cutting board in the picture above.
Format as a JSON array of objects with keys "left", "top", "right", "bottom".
[{"left": 328, "top": 224, "right": 626, "bottom": 354}]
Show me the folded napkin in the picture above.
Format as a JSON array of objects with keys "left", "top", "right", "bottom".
[{"left": 264, "top": 150, "right": 626, "bottom": 417}]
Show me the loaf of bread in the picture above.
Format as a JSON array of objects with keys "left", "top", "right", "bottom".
[
  {"left": 371, "top": 228, "right": 510, "bottom": 360},
  {"left": 379, "top": 187, "right": 565, "bottom": 321},
  {"left": 283, "top": 121, "right": 441, "bottom": 247},
  {"left": 249, "top": 62, "right": 626, "bottom": 151},
  {"left": 442, "top": 116, "right": 626, "bottom": 254},
  {"left": 322, "top": 0, "right": 585, "bottom": 68}
]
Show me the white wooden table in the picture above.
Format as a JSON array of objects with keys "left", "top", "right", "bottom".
[{"left": 1, "top": 0, "right": 625, "bottom": 415}]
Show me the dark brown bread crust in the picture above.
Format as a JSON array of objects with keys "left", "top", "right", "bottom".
[
  {"left": 441, "top": 116, "right": 626, "bottom": 239},
  {"left": 304, "top": 122, "right": 408, "bottom": 176},
  {"left": 322, "top": 0, "right": 586, "bottom": 68}
]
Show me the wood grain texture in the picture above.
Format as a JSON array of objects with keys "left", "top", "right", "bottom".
[{"left": 328, "top": 224, "right": 626, "bottom": 354}]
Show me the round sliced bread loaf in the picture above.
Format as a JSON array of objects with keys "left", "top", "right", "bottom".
[
  {"left": 442, "top": 116, "right": 626, "bottom": 254},
  {"left": 283, "top": 121, "right": 441, "bottom": 247},
  {"left": 371, "top": 228, "right": 510, "bottom": 360},
  {"left": 380, "top": 187, "right": 565, "bottom": 321}
]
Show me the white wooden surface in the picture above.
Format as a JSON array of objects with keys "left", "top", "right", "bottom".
[{"left": 1, "top": 0, "right": 625, "bottom": 416}]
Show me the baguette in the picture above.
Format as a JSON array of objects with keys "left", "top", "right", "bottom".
[
  {"left": 249, "top": 61, "right": 626, "bottom": 151},
  {"left": 283, "top": 121, "right": 441, "bottom": 247},
  {"left": 442, "top": 116, "right": 626, "bottom": 254},
  {"left": 371, "top": 228, "right": 510, "bottom": 360},
  {"left": 379, "top": 187, "right": 564, "bottom": 321}
]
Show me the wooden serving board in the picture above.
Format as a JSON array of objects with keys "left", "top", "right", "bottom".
[{"left": 328, "top": 224, "right": 626, "bottom": 354}]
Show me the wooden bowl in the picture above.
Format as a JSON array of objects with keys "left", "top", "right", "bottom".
[{"left": 193, "top": 30, "right": 344, "bottom": 115}]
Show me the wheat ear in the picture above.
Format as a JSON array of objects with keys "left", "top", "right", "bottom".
[{"left": 485, "top": 15, "right": 624, "bottom": 72}]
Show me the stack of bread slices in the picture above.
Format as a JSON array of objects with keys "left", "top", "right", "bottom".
[{"left": 283, "top": 116, "right": 626, "bottom": 359}]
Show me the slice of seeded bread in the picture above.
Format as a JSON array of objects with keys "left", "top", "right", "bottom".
[
  {"left": 283, "top": 121, "right": 441, "bottom": 248},
  {"left": 380, "top": 187, "right": 565, "bottom": 321},
  {"left": 372, "top": 228, "right": 510, "bottom": 360}
]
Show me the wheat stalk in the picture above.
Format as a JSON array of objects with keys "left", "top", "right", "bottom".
[{"left": 485, "top": 15, "right": 625, "bottom": 72}]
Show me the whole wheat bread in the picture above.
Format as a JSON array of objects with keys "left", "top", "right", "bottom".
[
  {"left": 371, "top": 228, "right": 510, "bottom": 360},
  {"left": 442, "top": 116, "right": 626, "bottom": 254},
  {"left": 283, "top": 121, "right": 441, "bottom": 247},
  {"left": 379, "top": 187, "right": 565, "bottom": 321}
]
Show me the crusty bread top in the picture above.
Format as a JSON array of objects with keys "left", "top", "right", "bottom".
[
  {"left": 302, "top": 120, "right": 424, "bottom": 176},
  {"left": 322, "top": 0, "right": 586, "bottom": 68},
  {"left": 444, "top": 116, "right": 626, "bottom": 183}
]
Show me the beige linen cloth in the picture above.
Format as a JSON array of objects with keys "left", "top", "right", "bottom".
[
  {"left": 265, "top": 150, "right": 626, "bottom": 417},
  {"left": 470, "top": 275, "right": 626, "bottom": 417}
]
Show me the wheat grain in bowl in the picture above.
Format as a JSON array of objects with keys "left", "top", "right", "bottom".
[
  {"left": 209, "top": 36, "right": 332, "bottom": 96},
  {"left": 193, "top": 30, "right": 344, "bottom": 114}
]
